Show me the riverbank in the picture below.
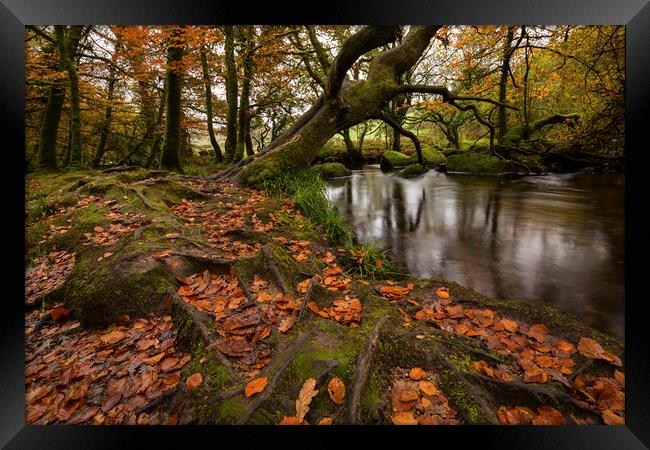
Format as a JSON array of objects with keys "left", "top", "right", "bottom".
[{"left": 25, "top": 168, "right": 624, "bottom": 425}]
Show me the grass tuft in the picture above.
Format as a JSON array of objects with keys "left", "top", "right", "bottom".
[{"left": 261, "top": 169, "right": 354, "bottom": 246}]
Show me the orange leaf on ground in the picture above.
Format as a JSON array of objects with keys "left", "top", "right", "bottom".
[
  {"left": 328, "top": 377, "right": 345, "bottom": 405},
  {"left": 523, "top": 368, "right": 549, "bottom": 384},
  {"left": 399, "top": 389, "right": 419, "bottom": 402},
  {"left": 499, "top": 318, "right": 517, "bottom": 333},
  {"left": 100, "top": 330, "right": 126, "bottom": 344},
  {"left": 409, "top": 367, "right": 426, "bottom": 381},
  {"left": 392, "top": 411, "right": 419, "bottom": 425},
  {"left": 614, "top": 370, "right": 625, "bottom": 387},
  {"left": 577, "top": 337, "right": 622, "bottom": 367},
  {"left": 143, "top": 352, "right": 166, "bottom": 366},
  {"left": 185, "top": 373, "right": 203, "bottom": 391},
  {"left": 532, "top": 406, "right": 566, "bottom": 425},
  {"left": 278, "top": 416, "right": 302, "bottom": 425},
  {"left": 50, "top": 307, "right": 70, "bottom": 322},
  {"left": 296, "top": 378, "right": 319, "bottom": 422},
  {"left": 435, "top": 287, "right": 449, "bottom": 299},
  {"left": 528, "top": 324, "right": 549, "bottom": 343},
  {"left": 419, "top": 380, "right": 437, "bottom": 396},
  {"left": 602, "top": 409, "right": 625, "bottom": 425},
  {"left": 245, "top": 377, "right": 268, "bottom": 397},
  {"left": 318, "top": 417, "right": 333, "bottom": 425}
]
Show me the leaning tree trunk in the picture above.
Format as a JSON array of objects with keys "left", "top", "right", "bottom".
[
  {"left": 200, "top": 44, "right": 223, "bottom": 163},
  {"left": 230, "top": 25, "right": 440, "bottom": 186},
  {"left": 223, "top": 25, "right": 238, "bottom": 163},
  {"left": 159, "top": 27, "right": 184, "bottom": 172}
]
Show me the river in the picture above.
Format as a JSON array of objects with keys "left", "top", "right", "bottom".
[{"left": 325, "top": 166, "right": 624, "bottom": 339}]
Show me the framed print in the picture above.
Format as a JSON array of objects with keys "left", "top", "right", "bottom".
[{"left": 2, "top": 0, "right": 649, "bottom": 448}]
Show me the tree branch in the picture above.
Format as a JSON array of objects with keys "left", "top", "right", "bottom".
[
  {"left": 375, "top": 111, "right": 424, "bottom": 165},
  {"left": 326, "top": 26, "right": 400, "bottom": 99},
  {"left": 398, "top": 85, "right": 519, "bottom": 110}
]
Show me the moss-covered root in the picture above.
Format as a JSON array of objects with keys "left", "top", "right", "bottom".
[
  {"left": 348, "top": 316, "right": 388, "bottom": 424},
  {"left": 237, "top": 329, "right": 314, "bottom": 424}
]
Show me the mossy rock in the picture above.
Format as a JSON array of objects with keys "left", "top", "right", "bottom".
[
  {"left": 396, "top": 163, "right": 428, "bottom": 178},
  {"left": 317, "top": 162, "right": 350, "bottom": 179},
  {"left": 446, "top": 152, "right": 513, "bottom": 174},
  {"left": 63, "top": 247, "right": 177, "bottom": 328},
  {"left": 380, "top": 147, "right": 446, "bottom": 172}
]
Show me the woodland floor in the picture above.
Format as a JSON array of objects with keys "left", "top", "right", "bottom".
[{"left": 24, "top": 168, "right": 625, "bottom": 426}]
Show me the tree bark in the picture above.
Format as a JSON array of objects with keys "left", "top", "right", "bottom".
[
  {"left": 55, "top": 25, "right": 84, "bottom": 168},
  {"left": 37, "top": 83, "right": 65, "bottom": 170},
  {"left": 199, "top": 43, "right": 223, "bottom": 163},
  {"left": 91, "top": 35, "right": 121, "bottom": 168},
  {"left": 223, "top": 25, "right": 238, "bottom": 162},
  {"left": 234, "top": 27, "right": 253, "bottom": 162},
  {"left": 497, "top": 27, "right": 516, "bottom": 143},
  {"left": 159, "top": 26, "right": 184, "bottom": 172}
]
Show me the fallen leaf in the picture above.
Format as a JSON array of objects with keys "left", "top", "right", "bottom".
[
  {"left": 419, "top": 380, "right": 437, "bottom": 396},
  {"left": 143, "top": 352, "right": 166, "bottom": 366},
  {"left": 328, "top": 377, "right": 345, "bottom": 405},
  {"left": 318, "top": 417, "right": 333, "bottom": 425},
  {"left": 614, "top": 370, "right": 625, "bottom": 387},
  {"left": 602, "top": 409, "right": 625, "bottom": 425},
  {"left": 279, "top": 416, "right": 302, "bottom": 425},
  {"left": 435, "top": 287, "right": 449, "bottom": 299},
  {"left": 577, "top": 337, "right": 622, "bottom": 367},
  {"left": 392, "top": 411, "right": 418, "bottom": 425},
  {"left": 100, "top": 330, "right": 126, "bottom": 344},
  {"left": 532, "top": 406, "right": 566, "bottom": 425},
  {"left": 50, "top": 307, "right": 70, "bottom": 322},
  {"left": 296, "top": 378, "right": 319, "bottom": 422},
  {"left": 185, "top": 373, "right": 203, "bottom": 391},
  {"left": 409, "top": 367, "right": 426, "bottom": 381},
  {"left": 399, "top": 389, "right": 419, "bottom": 402},
  {"left": 245, "top": 377, "right": 268, "bottom": 397},
  {"left": 528, "top": 324, "right": 549, "bottom": 343}
]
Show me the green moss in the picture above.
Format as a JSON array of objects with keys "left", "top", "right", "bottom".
[
  {"left": 63, "top": 250, "right": 176, "bottom": 327},
  {"left": 446, "top": 152, "right": 513, "bottom": 174},
  {"left": 380, "top": 147, "right": 446, "bottom": 171},
  {"left": 396, "top": 163, "right": 428, "bottom": 178},
  {"left": 317, "top": 162, "right": 350, "bottom": 179}
]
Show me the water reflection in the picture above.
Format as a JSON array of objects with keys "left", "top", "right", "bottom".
[{"left": 326, "top": 166, "right": 624, "bottom": 338}]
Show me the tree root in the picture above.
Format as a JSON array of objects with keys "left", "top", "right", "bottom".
[
  {"left": 170, "top": 290, "right": 237, "bottom": 378},
  {"left": 348, "top": 316, "right": 388, "bottom": 424},
  {"left": 237, "top": 329, "right": 314, "bottom": 424},
  {"left": 102, "top": 165, "right": 141, "bottom": 173},
  {"left": 467, "top": 371, "right": 600, "bottom": 417},
  {"left": 262, "top": 245, "right": 289, "bottom": 294},
  {"left": 296, "top": 276, "right": 316, "bottom": 323},
  {"left": 128, "top": 186, "right": 161, "bottom": 211},
  {"left": 426, "top": 344, "right": 499, "bottom": 424}
]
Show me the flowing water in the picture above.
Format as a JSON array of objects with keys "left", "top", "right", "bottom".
[{"left": 326, "top": 166, "right": 625, "bottom": 338}]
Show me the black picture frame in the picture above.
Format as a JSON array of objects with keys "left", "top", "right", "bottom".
[{"left": 3, "top": 0, "right": 649, "bottom": 448}]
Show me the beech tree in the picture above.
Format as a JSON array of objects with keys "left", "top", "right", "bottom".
[{"left": 222, "top": 26, "right": 515, "bottom": 185}]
